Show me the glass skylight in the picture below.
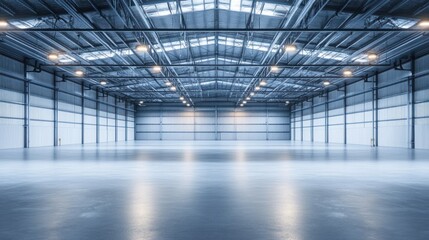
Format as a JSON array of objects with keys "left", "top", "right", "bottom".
[
  {"left": 9, "top": 19, "right": 42, "bottom": 29},
  {"left": 143, "top": 0, "right": 290, "bottom": 18},
  {"left": 300, "top": 49, "right": 349, "bottom": 61}
]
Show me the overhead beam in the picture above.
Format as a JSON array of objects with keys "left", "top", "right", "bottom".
[
  {"left": 42, "top": 63, "right": 391, "bottom": 68},
  {"left": 69, "top": 76, "right": 362, "bottom": 79},
  {"left": 1, "top": 28, "right": 429, "bottom": 33}
]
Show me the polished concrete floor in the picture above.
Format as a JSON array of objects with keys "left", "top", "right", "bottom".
[{"left": 1, "top": 141, "right": 429, "bottom": 240}]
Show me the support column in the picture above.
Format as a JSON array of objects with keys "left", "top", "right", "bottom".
[
  {"left": 409, "top": 56, "right": 416, "bottom": 149},
  {"left": 81, "top": 84, "right": 85, "bottom": 144},
  {"left": 372, "top": 73, "right": 379, "bottom": 147},
  {"left": 23, "top": 60, "right": 30, "bottom": 148},
  {"left": 310, "top": 98, "right": 314, "bottom": 142},
  {"left": 344, "top": 84, "right": 347, "bottom": 144},
  {"left": 301, "top": 102, "right": 304, "bottom": 141},
  {"left": 125, "top": 101, "right": 128, "bottom": 141},
  {"left": 96, "top": 91, "right": 100, "bottom": 144},
  {"left": 53, "top": 72, "right": 58, "bottom": 146},
  {"left": 325, "top": 94, "right": 329, "bottom": 143},
  {"left": 115, "top": 97, "right": 118, "bottom": 142}
]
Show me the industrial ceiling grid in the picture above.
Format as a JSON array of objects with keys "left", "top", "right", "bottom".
[{"left": 0, "top": 0, "right": 428, "bottom": 107}]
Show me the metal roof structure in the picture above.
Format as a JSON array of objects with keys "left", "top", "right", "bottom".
[{"left": 0, "top": 0, "right": 429, "bottom": 106}]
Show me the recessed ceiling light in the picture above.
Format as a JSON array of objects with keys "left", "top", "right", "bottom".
[
  {"left": 0, "top": 20, "right": 8, "bottom": 27},
  {"left": 285, "top": 44, "right": 297, "bottom": 52},
  {"left": 75, "top": 70, "right": 84, "bottom": 76},
  {"left": 48, "top": 53, "right": 59, "bottom": 60},
  {"left": 187, "top": 103, "right": 191, "bottom": 107},
  {"left": 250, "top": 92, "right": 255, "bottom": 96},
  {"left": 343, "top": 70, "right": 353, "bottom": 77},
  {"left": 153, "top": 66, "right": 162, "bottom": 72},
  {"left": 179, "top": 96, "right": 184, "bottom": 101},
  {"left": 242, "top": 101, "right": 247, "bottom": 104},
  {"left": 271, "top": 66, "right": 279, "bottom": 72},
  {"left": 166, "top": 82, "right": 172, "bottom": 86},
  {"left": 418, "top": 21, "right": 429, "bottom": 27},
  {"left": 136, "top": 44, "right": 148, "bottom": 52},
  {"left": 240, "top": 104, "right": 244, "bottom": 107},
  {"left": 259, "top": 80, "right": 267, "bottom": 86},
  {"left": 255, "top": 86, "right": 261, "bottom": 91},
  {"left": 367, "top": 53, "right": 378, "bottom": 61},
  {"left": 139, "top": 100, "right": 144, "bottom": 104},
  {"left": 246, "top": 97, "right": 251, "bottom": 100},
  {"left": 99, "top": 80, "right": 107, "bottom": 85},
  {"left": 323, "top": 80, "right": 331, "bottom": 86},
  {"left": 170, "top": 86, "right": 176, "bottom": 91},
  {"left": 285, "top": 101, "right": 290, "bottom": 104},
  {"left": 182, "top": 100, "right": 187, "bottom": 104}
]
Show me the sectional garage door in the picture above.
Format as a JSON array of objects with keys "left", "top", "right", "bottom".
[{"left": 136, "top": 106, "right": 290, "bottom": 140}]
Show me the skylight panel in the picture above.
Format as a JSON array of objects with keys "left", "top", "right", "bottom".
[
  {"left": 300, "top": 49, "right": 349, "bottom": 61},
  {"left": 9, "top": 19, "right": 42, "bottom": 29},
  {"left": 58, "top": 54, "right": 77, "bottom": 63}
]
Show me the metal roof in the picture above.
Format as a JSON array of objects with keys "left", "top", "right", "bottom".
[{"left": 0, "top": 0, "right": 429, "bottom": 106}]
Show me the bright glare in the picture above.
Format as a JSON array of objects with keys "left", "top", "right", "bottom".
[
  {"left": 271, "top": 66, "right": 279, "bottom": 72},
  {"left": 75, "top": 70, "right": 84, "bottom": 76},
  {"left": 240, "top": 104, "right": 244, "bottom": 107},
  {"left": 166, "top": 82, "right": 172, "bottom": 86},
  {"left": 255, "top": 86, "right": 261, "bottom": 91},
  {"left": 0, "top": 21, "right": 8, "bottom": 27},
  {"left": 285, "top": 45, "right": 297, "bottom": 52},
  {"left": 367, "top": 53, "right": 378, "bottom": 60},
  {"left": 286, "top": 101, "right": 290, "bottom": 104},
  {"left": 187, "top": 103, "right": 191, "bottom": 107},
  {"left": 343, "top": 70, "right": 353, "bottom": 77},
  {"left": 323, "top": 80, "right": 330, "bottom": 86},
  {"left": 100, "top": 80, "right": 107, "bottom": 85},
  {"left": 242, "top": 101, "right": 247, "bottom": 104},
  {"left": 246, "top": 97, "right": 251, "bottom": 100},
  {"left": 170, "top": 86, "right": 177, "bottom": 91},
  {"left": 182, "top": 100, "right": 187, "bottom": 104},
  {"left": 179, "top": 96, "right": 184, "bottom": 100},
  {"left": 250, "top": 92, "right": 255, "bottom": 96},
  {"left": 139, "top": 101, "right": 144, "bottom": 104},
  {"left": 153, "top": 66, "right": 162, "bottom": 72},
  {"left": 418, "top": 21, "right": 429, "bottom": 27},
  {"left": 136, "top": 45, "right": 149, "bottom": 52},
  {"left": 48, "top": 53, "right": 59, "bottom": 60},
  {"left": 259, "top": 80, "right": 267, "bottom": 86}
]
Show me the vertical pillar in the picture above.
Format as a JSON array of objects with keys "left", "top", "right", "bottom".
[
  {"left": 344, "top": 84, "right": 347, "bottom": 144},
  {"left": 23, "top": 60, "right": 30, "bottom": 148},
  {"left": 372, "top": 72, "right": 379, "bottom": 147},
  {"left": 125, "top": 101, "right": 128, "bottom": 141},
  {"left": 53, "top": 72, "right": 58, "bottom": 146},
  {"left": 81, "top": 84, "right": 85, "bottom": 144},
  {"left": 310, "top": 98, "right": 314, "bottom": 142},
  {"left": 160, "top": 106, "right": 163, "bottom": 140},
  {"left": 409, "top": 56, "right": 416, "bottom": 149},
  {"left": 115, "top": 97, "right": 118, "bottom": 142},
  {"left": 300, "top": 102, "right": 304, "bottom": 141},
  {"left": 215, "top": 106, "right": 219, "bottom": 140},
  {"left": 266, "top": 106, "right": 269, "bottom": 141},
  {"left": 96, "top": 91, "right": 100, "bottom": 144},
  {"left": 325, "top": 94, "right": 329, "bottom": 143}
]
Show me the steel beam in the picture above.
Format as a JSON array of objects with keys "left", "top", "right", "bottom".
[
  {"left": 69, "top": 76, "right": 362, "bottom": 80},
  {"left": 2, "top": 28, "right": 429, "bottom": 33}
]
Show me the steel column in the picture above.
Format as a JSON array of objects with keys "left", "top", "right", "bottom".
[
  {"left": 372, "top": 73, "right": 379, "bottom": 147},
  {"left": 53, "top": 72, "right": 59, "bottom": 146},
  {"left": 23, "top": 60, "right": 30, "bottom": 148},
  {"left": 409, "top": 56, "right": 416, "bottom": 149}
]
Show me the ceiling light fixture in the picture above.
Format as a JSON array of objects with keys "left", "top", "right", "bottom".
[
  {"left": 343, "top": 70, "right": 353, "bottom": 77},
  {"left": 153, "top": 66, "right": 162, "bottom": 72},
  {"left": 250, "top": 92, "right": 255, "bottom": 96},
  {"left": 139, "top": 101, "right": 144, "bottom": 104},
  {"left": 179, "top": 96, "right": 184, "bottom": 101},
  {"left": 75, "top": 70, "right": 84, "bottom": 76},
  {"left": 323, "top": 80, "right": 331, "bottom": 86},
  {"left": 259, "top": 80, "right": 267, "bottom": 86},
  {"left": 285, "top": 44, "right": 297, "bottom": 52},
  {"left": 242, "top": 101, "right": 247, "bottom": 104},
  {"left": 182, "top": 100, "right": 187, "bottom": 104},
  {"left": 170, "top": 86, "right": 177, "bottom": 91},
  {"left": 418, "top": 20, "right": 429, "bottom": 27},
  {"left": 187, "top": 103, "right": 191, "bottom": 107},
  {"left": 255, "top": 86, "right": 261, "bottom": 91},
  {"left": 136, "top": 44, "right": 148, "bottom": 52},
  {"left": 166, "top": 82, "right": 172, "bottom": 87},
  {"left": 367, "top": 53, "right": 378, "bottom": 61},
  {"left": 240, "top": 104, "right": 244, "bottom": 107},
  {"left": 48, "top": 53, "right": 59, "bottom": 60},
  {"left": 246, "top": 97, "right": 251, "bottom": 100},
  {"left": 285, "top": 101, "right": 290, "bottom": 105},
  {"left": 99, "top": 80, "right": 108, "bottom": 85},
  {"left": 271, "top": 66, "right": 279, "bottom": 72},
  {"left": 0, "top": 20, "right": 8, "bottom": 27}
]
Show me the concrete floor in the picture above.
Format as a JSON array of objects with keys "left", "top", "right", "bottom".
[{"left": 0, "top": 141, "right": 429, "bottom": 240}]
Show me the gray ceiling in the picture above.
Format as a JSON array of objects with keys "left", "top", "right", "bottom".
[{"left": 0, "top": 0, "right": 429, "bottom": 106}]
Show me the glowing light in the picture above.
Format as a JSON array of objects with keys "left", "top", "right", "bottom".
[
  {"left": 0, "top": 20, "right": 8, "bottom": 27},
  {"left": 170, "top": 86, "right": 177, "bottom": 91},
  {"left": 136, "top": 44, "right": 148, "bottom": 52},
  {"left": 179, "top": 96, "right": 184, "bottom": 100},
  {"left": 367, "top": 53, "right": 378, "bottom": 61},
  {"left": 271, "top": 66, "right": 279, "bottom": 72},
  {"left": 139, "top": 100, "right": 144, "bottom": 104},
  {"left": 182, "top": 100, "right": 187, "bottom": 104},
  {"left": 166, "top": 82, "right": 172, "bottom": 86},
  {"left": 323, "top": 80, "right": 331, "bottom": 86},
  {"left": 99, "top": 80, "right": 107, "bottom": 85},
  {"left": 242, "top": 101, "right": 247, "bottom": 104},
  {"left": 250, "top": 92, "right": 255, "bottom": 96},
  {"left": 153, "top": 66, "right": 162, "bottom": 72},
  {"left": 343, "top": 70, "right": 353, "bottom": 77},
  {"left": 187, "top": 103, "right": 191, "bottom": 107},
  {"left": 418, "top": 21, "right": 429, "bottom": 27},
  {"left": 285, "top": 44, "right": 297, "bottom": 52},
  {"left": 255, "top": 86, "right": 261, "bottom": 91},
  {"left": 285, "top": 101, "right": 290, "bottom": 104},
  {"left": 259, "top": 80, "right": 267, "bottom": 86},
  {"left": 240, "top": 104, "right": 244, "bottom": 107},
  {"left": 48, "top": 53, "right": 59, "bottom": 60},
  {"left": 246, "top": 97, "right": 251, "bottom": 100},
  {"left": 75, "top": 70, "right": 84, "bottom": 76}
]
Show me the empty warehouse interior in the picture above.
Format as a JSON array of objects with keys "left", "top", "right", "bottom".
[{"left": 1, "top": 0, "right": 429, "bottom": 239}]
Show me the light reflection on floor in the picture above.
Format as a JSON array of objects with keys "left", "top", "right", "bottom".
[{"left": 0, "top": 141, "right": 429, "bottom": 240}]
